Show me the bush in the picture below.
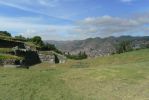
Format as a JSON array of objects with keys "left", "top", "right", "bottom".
[
  {"left": 54, "top": 54, "right": 59, "bottom": 64},
  {"left": 15, "top": 35, "right": 26, "bottom": 41},
  {"left": 27, "top": 36, "right": 62, "bottom": 54},
  {"left": 30, "top": 36, "right": 44, "bottom": 47},
  {"left": 40, "top": 43, "right": 62, "bottom": 54}
]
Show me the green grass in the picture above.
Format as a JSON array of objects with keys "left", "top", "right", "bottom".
[
  {"left": 0, "top": 48, "right": 12, "bottom": 53},
  {"left": 0, "top": 35, "right": 25, "bottom": 42},
  {"left": 0, "top": 54, "right": 22, "bottom": 60},
  {"left": 0, "top": 49, "right": 149, "bottom": 100},
  {"left": 25, "top": 42, "right": 39, "bottom": 48}
]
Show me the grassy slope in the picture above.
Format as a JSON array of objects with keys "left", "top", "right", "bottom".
[
  {"left": 0, "top": 35, "right": 24, "bottom": 42},
  {"left": 0, "top": 48, "right": 12, "bottom": 53},
  {"left": 0, "top": 54, "right": 22, "bottom": 60},
  {"left": 0, "top": 49, "right": 149, "bottom": 100}
]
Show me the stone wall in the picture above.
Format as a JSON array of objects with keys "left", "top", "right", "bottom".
[
  {"left": 0, "top": 39, "right": 25, "bottom": 48},
  {"left": 39, "top": 53, "right": 55, "bottom": 64},
  {"left": 39, "top": 51, "right": 66, "bottom": 64},
  {"left": 0, "top": 50, "right": 40, "bottom": 67},
  {"left": 0, "top": 49, "right": 66, "bottom": 67},
  {"left": 56, "top": 54, "right": 67, "bottom": 63},
  {"left": 14, "top": 50, "right": 41, "bottom": 66},
  {"left": 0, "top": 59, "right": 20, "bottom": 65}
]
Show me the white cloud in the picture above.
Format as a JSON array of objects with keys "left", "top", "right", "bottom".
[
  {"left": 1, "top": 14, "right": 149, "bottom": 40},
  {"left": 71, "top": 14, "right": 149, "bottom": 38},
  {"left": 0, "top": 16, "right": 74, "bottom": 40},
  {"left": 78, "top": 15, "right": 140, "bottom": 27}
]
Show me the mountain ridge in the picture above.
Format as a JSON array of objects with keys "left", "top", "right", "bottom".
[{"left": 46, "top": 36, "right": 149, "bottom": 57}]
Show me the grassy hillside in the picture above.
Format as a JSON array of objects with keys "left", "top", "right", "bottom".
[
  {"left": 0, "top": 49, "right": 149, "bottom": 100},
  {"left": 56, "top": 49, "right": 149, "bottom": 68}
]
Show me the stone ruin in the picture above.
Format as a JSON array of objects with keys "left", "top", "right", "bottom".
[
  {"left": 0, "top": 45, "right": 67, "bottom": 68},
  {"left": 38, "top": 51, "right": 66, "bottom": 64}
]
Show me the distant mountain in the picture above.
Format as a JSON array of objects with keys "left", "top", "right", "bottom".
[{"left": 46, "top": 36, "right": 149, "bottom": 57}]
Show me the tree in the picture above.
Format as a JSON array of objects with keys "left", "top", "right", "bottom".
[
  {"left": 40, "top": 43, "right": 62, "bottom": 54},
  {"left": 82, "top": 51, "right": 88, "bottom": 58},
  {"left": 31, "top": 36, "right": 44, "bottom": 47},
  {"left": 116, "top": 40, "right": 133, "bottom": 54},
  {"left": 28, "top": 36, "right": 62, "bottom": 54},
  {"left": 15, "top": 35, "right": 26, "bottom": 41},
  {"left": 0, "top": 31, "right": 11, "bottom": 37},
  {"left": 54, "top": 54, "right": 59, "bottom": 64}
]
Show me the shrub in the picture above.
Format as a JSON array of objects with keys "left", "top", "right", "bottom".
[
  {"left": 54, "top": 54, "right": 59, "bottom": 64},
  {"left": 26, "top": 36, "right": 62, "bottom": 54},
  {"left": 31, "top": 36, "right": 44, "bottom": 47}
]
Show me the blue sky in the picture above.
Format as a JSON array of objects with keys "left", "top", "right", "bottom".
[{"left": 0, "top": 0, "right": 149, "bottom": 40}]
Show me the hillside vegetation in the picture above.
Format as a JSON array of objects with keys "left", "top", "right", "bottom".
[{"left": 0, "top": 49, "right": 149, "bottom": 100}]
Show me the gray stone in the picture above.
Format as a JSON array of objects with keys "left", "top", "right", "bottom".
[
  {"left": 38, "top": 51, "right": 66, "bottom": 64},
  {"left": 0, "top": 59, "right": 16, "bottom": 65}
]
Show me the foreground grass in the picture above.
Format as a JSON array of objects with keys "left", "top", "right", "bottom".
[{"left": 0, "top": 49, "right": 149, "bottom": 100}]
